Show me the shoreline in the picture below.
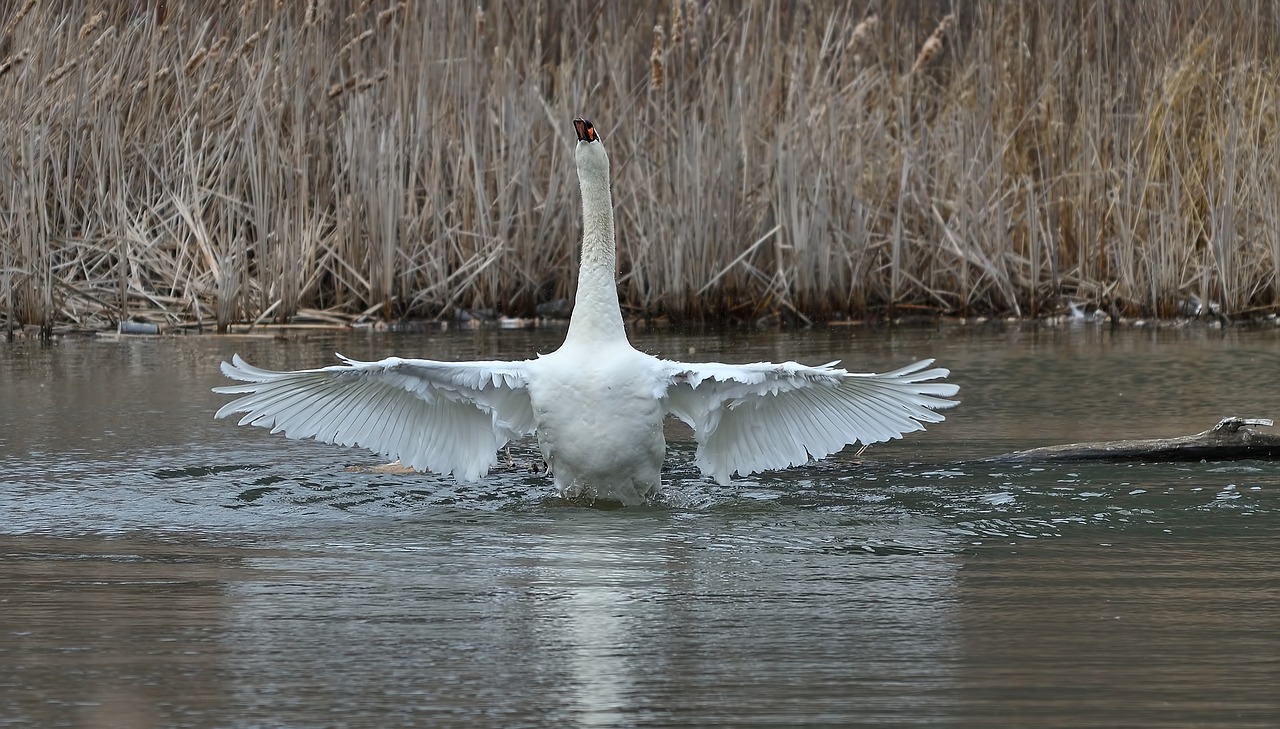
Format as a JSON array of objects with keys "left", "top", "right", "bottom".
[{"left": 7, "top": 310, "right": 1278, "bottom": 342}]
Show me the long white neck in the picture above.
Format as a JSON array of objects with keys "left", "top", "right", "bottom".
[{"left": 565, "top": 147, "right": 625, "bottom": 345}]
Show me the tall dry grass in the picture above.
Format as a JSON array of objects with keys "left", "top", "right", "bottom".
[{"left": 2, "top": 0, "right": 1279, "bottom": 336}]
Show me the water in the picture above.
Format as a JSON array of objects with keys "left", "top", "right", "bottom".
[{"left": 2, "top": 324, "right": 1279, "bottom": 727}]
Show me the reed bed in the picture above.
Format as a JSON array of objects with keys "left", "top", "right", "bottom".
[{"left": 2, "top": 0, "right": 1279, "bottom": 335}]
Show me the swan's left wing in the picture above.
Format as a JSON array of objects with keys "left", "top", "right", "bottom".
[
  {"left": 214, "top": 353, "right": 535, "bottom": 481},
  {"left": 660, "top": 358, "right": 958, "bottom": 483}
]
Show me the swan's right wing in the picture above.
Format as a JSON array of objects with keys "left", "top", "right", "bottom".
[
  {"left": 213, "top": 354, "right": 535, "bottom": 480},
  {"left": 660, "top": 358, "right": 958, "bottom": 483}
]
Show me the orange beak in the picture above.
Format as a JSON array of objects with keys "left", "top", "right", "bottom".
[{"left": 573, "top": 119, "right": 597, "bottom": 142}]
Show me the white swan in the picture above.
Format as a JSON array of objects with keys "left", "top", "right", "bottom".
[{"left": 214, "top": 118, "right": 959, "bottom": 505}]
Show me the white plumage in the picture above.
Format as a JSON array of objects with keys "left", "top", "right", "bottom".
[{"left": 215, "top": 118, "right": 959, "bottom": 505}]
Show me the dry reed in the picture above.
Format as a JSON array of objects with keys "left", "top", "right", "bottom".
[{"left": 2, "top": 0, "right": 1280, "bottom": 337}]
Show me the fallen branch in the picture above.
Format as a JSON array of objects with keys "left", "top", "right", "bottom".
[{"left": 985, "top": 417, "right": 1280, "bottom": 463}]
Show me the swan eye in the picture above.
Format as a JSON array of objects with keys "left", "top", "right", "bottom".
[{"left": 573, "top": 118, "right": 599, "bottom": 143}]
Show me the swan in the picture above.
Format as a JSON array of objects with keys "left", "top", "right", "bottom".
[{"left": 214, "top": 118, "right": 959, "bottom": 505}]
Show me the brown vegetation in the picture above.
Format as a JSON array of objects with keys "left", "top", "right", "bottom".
[{"left": 2, "top": 0, "right": 1279, "bottom": 336}]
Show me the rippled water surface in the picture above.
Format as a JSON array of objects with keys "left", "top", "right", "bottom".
[{"left": 2, "top": 325, "right": 1279, "bottom": 727}]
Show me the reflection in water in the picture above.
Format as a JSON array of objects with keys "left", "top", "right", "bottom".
[
  {"left": 204, "top": 512, "right": 963, "bottom": 726},
  {"left": 549, "top": 529, "right": 643, "bottom": 727},
  {"left": 2, "top": 326, "right": 1279, "bottom": 725}
]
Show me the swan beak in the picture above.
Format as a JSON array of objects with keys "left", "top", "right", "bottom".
[{"left": 573, "top": 118, "right": 598, "bottom": 143}]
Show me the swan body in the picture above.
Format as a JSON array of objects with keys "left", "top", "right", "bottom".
[{"left": 214, "top": 119, "right": 959, "bottom": 505}]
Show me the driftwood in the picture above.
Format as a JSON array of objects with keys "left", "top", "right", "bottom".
[{"left": 986, "top": 417, "right": 1280, "bottom": 463}]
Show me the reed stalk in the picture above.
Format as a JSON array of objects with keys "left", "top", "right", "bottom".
[{"left": 2, "top": 0, "right": 1279, "bottom": 335}]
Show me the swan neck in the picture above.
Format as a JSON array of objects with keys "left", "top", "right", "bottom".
[{"left": 566, "top": 164, "right": 624, "bottom": 343}]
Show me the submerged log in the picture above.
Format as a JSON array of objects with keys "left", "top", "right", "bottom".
[{"left": 987, "top": 417, "right": 1280, "bottom": 463}]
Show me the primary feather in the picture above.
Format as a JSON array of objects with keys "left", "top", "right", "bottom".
[{"left": 215, "top": 354, "right": 533, "bottom": 481}]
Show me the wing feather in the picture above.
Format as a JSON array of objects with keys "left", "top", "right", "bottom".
[
  {"left": 322, "top": 383, "right": 375, "bottom": 440},
  {"left": 213, "top": 353, "right": 535, "bottom": 481},
  {"left": 343, "top": 383, "right": 397, "bottom": 444},
  {"left": 289, "top": 383, "right": 352, "bottom": 438},
  {"left": 369, "top": 388, "right": 405, "bottom": 449},
  {"left": 277, "top": 380, "right": 353, "bottom": 435},
  {"left": 435, "top": 403, "right": 458, "bottom": 468},
  {"left": 661, "top": 358, "right": 958, "bottom": 483},
  {"left": 383, "top": 396, "right": 413, "bottom": 460}
]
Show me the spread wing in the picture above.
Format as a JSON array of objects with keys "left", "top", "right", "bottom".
[
  {"left": 661, "top": 358, "right": 958, "bottom": 483},
  {"left": 213, "top": 353, "right": 535, "bottom": 481}
]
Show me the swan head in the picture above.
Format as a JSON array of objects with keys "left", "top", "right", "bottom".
[{"left": 573, "top": 118, "right": 610, "bottom": 184}]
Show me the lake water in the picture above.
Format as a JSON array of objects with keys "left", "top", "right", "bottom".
[{"left": 2, "top": 323, "right": 1279, "bottom": 727}]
